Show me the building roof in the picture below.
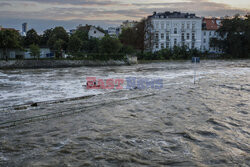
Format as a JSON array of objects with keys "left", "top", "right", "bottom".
[
  {"left": 202, "top": 18, "right": 221, "bottom": 30},
  {"left": 0, "top": 27, "right": 19, "bottom": 32},
  {"left": 148, "top": 11, "right": 200, "bottom": 19}
]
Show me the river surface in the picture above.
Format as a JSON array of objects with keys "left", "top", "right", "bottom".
[{"left": 0, "top": 60, "right": 249, "bottom": 166}]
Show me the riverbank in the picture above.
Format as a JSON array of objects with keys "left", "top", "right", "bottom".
[{"left": 0, "top": 59, "right": 132, "bottom": 69}]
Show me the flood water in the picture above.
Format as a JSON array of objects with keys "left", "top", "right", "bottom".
[{"left": 0, "top": 60, "right": 249, "bottom": 166}]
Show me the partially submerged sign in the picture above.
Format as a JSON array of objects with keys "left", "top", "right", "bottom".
[{"left": 192, "top": 57, "right": 200, "bottom": 63}]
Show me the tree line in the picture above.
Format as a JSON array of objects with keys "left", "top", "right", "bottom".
[
  {"left": 0, "top": 25, "right": 136, "bottom": 60},
  {"left": 211, "top": 14, "right": 250, "bottom": 59},
  {"left": 1, "top": 14, "right": 249, "bottom": 61}
]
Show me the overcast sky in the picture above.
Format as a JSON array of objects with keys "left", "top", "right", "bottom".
[{"left": 0, "top": 0, "right": 249, "bottom": 33}]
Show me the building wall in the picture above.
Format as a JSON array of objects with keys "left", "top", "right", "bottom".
[
  {"left": 0, "top": 48, "right": 52, "bottom": 59},
  {"left": 148, "top": 18, "right": 202, "bottom": 52},
  {"left": 201, "top": 30, "right": 221, "bottom": 53},
  {"left": 88, "top": 27, "right": 105, "bottom": 39}
]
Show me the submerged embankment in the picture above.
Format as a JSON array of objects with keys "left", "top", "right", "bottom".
[{"left": 0, "top": 60, "right": 249, "bottom": 166}]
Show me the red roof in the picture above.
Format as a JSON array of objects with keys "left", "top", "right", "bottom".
[
  {"left": 0, "top": 27, "right": 19, "bottom": 32},
  {"left": 203, "top": 18, "right": 221, "bottom": 30}
]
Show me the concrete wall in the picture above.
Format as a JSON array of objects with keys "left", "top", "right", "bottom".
[{"left": 0, "top": 58, "right": 137, "bottom": 69}]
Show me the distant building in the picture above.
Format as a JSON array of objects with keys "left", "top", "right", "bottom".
[
  {"left": 22, "top": 23, "right": 28, "bottom": 36},
  {"left": 145, "top": 11, "right": 202, "bottom": 52},
  {"left": 121, "top": 20, "right": 138, "bottom": 29},
  {"left": 107, "top": 27, "right": 121, "bottom": 37},
  {"left": 201, "top": 18, "right": 222, "bottom": 53},
  {"left": 0, "top": 48, "right": 52, "bottom": 60},
  {"left": 69, "top": 29, "right": 76, "bottom": 35},
  {"left": 0, "top": 26, "right": 19, "bottom": 32}
]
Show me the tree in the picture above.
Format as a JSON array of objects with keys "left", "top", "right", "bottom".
[
  {"left": 119, "top": 28, "right": 136, "bottom": 49},
  {"left": 99, "top": 36, "right": 122, "bottom": 54},
  {"left": 29, "top": 44, "right": 40, "bottom": 59},
  {"left": 68, "top": 35, "right": 82, "bottom": 54},
  {"left": 85, "top": 38, "right": 99, "bottom": 53},
  {"left": 0, "top": 29, "right": 22, "bottom": 60},
  {"left": 40, "top": 28, "right": 53, "bottom": 47},
  {"left": 54, "top": 39, "right": 65, "bottom": 58},
  {"left": 24, "top": 29, "right": 40, "bottom": 47},
  {"left": 47, "top": 27, "right": 69, "bottom": 57},
  {"left": 74, "top": 26, "right": 89, "bottom": 41},
  {"left": 119, "top": 18, "right": 152, "bottom": 53},
  {"left": 211, "top": 15, "right": 250, "bottom": 58}
]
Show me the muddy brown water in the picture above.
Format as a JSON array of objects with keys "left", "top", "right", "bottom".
[{"left": 0, "top": 60, "right": 249, "bottom": 166}]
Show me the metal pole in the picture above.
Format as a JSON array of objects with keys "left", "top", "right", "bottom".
[{"left": 194, "top": 58, "right": 196, "bottom": 84}]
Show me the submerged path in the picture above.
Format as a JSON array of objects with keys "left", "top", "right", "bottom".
[{"left": 0, "top": 60, "right": 249, "bottom": 166}]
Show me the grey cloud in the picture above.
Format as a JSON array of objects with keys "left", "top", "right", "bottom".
[
  {"left": 11, "top": 0, "right": 124, "bottom": 6},
  {"left": 0, "top": 2, "right": 12, "bottom": 7}
]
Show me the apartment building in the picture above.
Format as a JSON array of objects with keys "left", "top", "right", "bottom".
[
  {"left": 146, "top": 11, "right": 202, "bottom": 52},
  {"left": 201, "top": 18, "right": 222, "bottom": 53}
]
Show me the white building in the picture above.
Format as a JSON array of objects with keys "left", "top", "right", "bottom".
[
  {"left": 88, "top": 26, "right": 105, "bottom": 39},
  {"left": 0, "top": 48, "right": 52, "bottom": 59},
  {"left": 201, "top": 18, "right": 222, "bottom": 53},
  {"left": 121, "top": 20, "right": 138, "bottom": 29},
  {"left": 21, "top": 23, "right": 28, "bottom": 36},
  {"left": 107, "top": 27, "right": 121, "bottom": 37},
  {"left": 145, "top": 11, "right": 203, "bottom": 52}
]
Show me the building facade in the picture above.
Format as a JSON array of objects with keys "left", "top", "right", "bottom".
[
  {"left": 88, "top": 26, "right": 105, "bottom": 39},
  {"left": 22, "top": 23, "right": 28, "bottom": 36},
  {"left": 146, "top": 12, "right": 202, "bottom": 52},
  {"left": 201, "top": 18, "right": 222, "bottom": 53},
  {"left": 107, "top": 27, "right": 121, "bottom": 38}
]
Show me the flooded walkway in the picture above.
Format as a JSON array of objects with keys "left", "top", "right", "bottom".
[{"left": 0, "top": 60, "right": 249, "bottom": 166}]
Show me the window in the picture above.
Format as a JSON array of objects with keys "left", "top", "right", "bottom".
[
  {"left": 155, "top": 32, "right": 159, "bottom": 40},
  {"left": 204, "top": 39, "right": 206, "bottom": 43},
  {"left": 161, "top": 43, "right": 164, "bottom": 49},
  {"left": 209, "top": 32, "right": 212, "bottom": 36},
  {"left": 166, "top": 32, "right": 170, "bottom": 40},
  {"left": 161, "top": 23, "right": 164, "bottom": 29},
  {"left": 161, "top": 33, "right": 164, "bottom": 39},
  {"left": 204, "top": 31, "right": 206, "bottom": 36},
  {"left": 192, "top": 33, "right": 195, "bottom": 40},
  {"left": 187, "top": 22, "right": 190, "bottom": 29},
  {"left": 182, "top": 23, "right": 185, "bottom": 29},
  {"left": 166, "top": 42, "right": 170, "bottom": 48},
  {"left": 155, "top": 43, "right": 159, "bottom": 49},
  {"left": 187, "top": 33, "right": 190, "bottom": 40},
  {"left": 181, "top": 33, "right": 185, "bottom": 41},
  {"left": 174, "top": 28, "right": 177, "bottom": 34},
  {"left": 155, "top": 22, "right": 159, "bottom": 29},
  {"left": 174, "top": 39, "right": 177, "bottom": 46},
  {"left": 192, "top": 23, "right": 195, "bottom": 29},
  {"left": 94, "top": 31, "right": 96, "bottom": 34},
  {"left": 192, "top": 42, "right": 195, "bottom": 48}
]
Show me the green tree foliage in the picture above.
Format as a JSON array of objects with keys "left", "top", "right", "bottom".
[
  {"left": 53, "top": 39, "right": 65, "bottom": 58},
  {"left": 211, "top": 14, "right": 250, "bottom": 58},
  {"left": 68, "top": 35, "right": 82, "bottom": 54},
  {"left": 29, "top": 44, "right": 40, "bottom": 59},
  {"left": 40, "top": 29, "right": 53, "bottom": 47},
  {"left": 137, "top": 46, "right": 202, "bottom": 60},
  {"left": 47, "top": 27, "right": 69, "bottom": 55},
  {"left": 119, "top": 18, "right": 147, "bottom": 52},
  {"left": 24, "top": 29, "right": 40, "bottom": 47},
  {"left": 74, "top": 26, "right": 89, "bottom": 41},
  {"left": 99, "top": 36, "right": 122, "bottom": 54},
  {"left": 0, "top": 29, "right": 22, "bottom": 60}
]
